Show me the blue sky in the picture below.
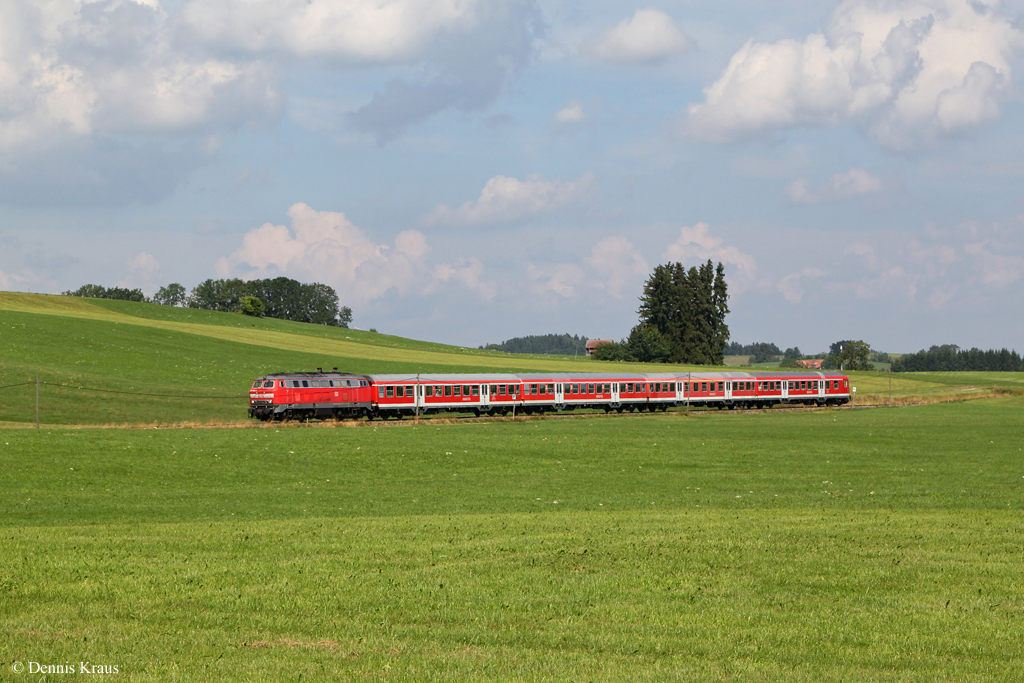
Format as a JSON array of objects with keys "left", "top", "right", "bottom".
[{"left": 2, "top": 0, "right": 1023, "bottom": 353}]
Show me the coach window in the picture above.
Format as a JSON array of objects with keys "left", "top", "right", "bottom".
[
  {"left": 396, "top": 386, "right": 404, "bottom": 397},
  {"left": 441, "top": 385, "right": 449, "bottom": 397},
  {"left": 472, "top": 385, "right": 479, "bottom": 396},
  {"left": 425, "top": 386, "right": 433, "bottom": 397}
]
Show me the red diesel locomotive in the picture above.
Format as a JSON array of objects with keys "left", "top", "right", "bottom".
[{"left": 249, "top": 369, "right": 851, "bottom": 421}]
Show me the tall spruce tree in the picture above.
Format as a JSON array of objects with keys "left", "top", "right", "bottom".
[{"left": 635, "top": 260, "right": 729, "bottom": 364}]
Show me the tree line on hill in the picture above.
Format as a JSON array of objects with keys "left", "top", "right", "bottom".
[
  {"left": 480, "top": 334, "right": 589, "bottom": 355},
  {"left": 594, "top": 260, "right": 730, "bottom": 364},
  {"left": 725, "top": 342, "right": 783, "bottom": 363},
  {"left": 891, "top": 345, "right": 1023, "bottom": 372},
  {"left": 62, "top": 277, "right": 353, "bottom": 327}
]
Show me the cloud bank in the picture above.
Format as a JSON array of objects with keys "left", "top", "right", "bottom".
[
  {"left": 583, "top": 8, "right": 692, "bottom": 65},
  {"left": 424, "top": 172, "right": 594, "bottom": 226},
  {"left": 685, "top": 0, "right": 1024, "bottom": 148},
  {"left": 216, "top": 203, "right": 497, "bottom": 304}
]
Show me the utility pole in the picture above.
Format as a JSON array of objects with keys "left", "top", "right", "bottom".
[
  {"left": 415, "top": 373, "right": 420, "bottom": 420},
  {"left": 35, "top": 375, "right": 39, "bottom": 429}
]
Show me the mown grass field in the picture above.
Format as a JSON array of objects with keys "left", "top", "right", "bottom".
[
  {"left": 2, "top": 399, "right": 1023, "bottom": 681},
  {"left": 2, "top": 291, "right": 1021, "bottom": 427}
]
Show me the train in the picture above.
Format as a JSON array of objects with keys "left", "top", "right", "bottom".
[{"left": 248, "top": 368, "right": 851, "bottom": 421}]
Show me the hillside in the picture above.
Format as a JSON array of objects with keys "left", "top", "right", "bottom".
[{"left": 1, "top": 291, "right": 1021, "bottom": 425}]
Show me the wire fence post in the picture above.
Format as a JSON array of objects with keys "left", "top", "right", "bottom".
[
  {"left": 36, "top": 375, "right": 40, "bottom": 429},
  {"left": 888, "top": 369, "right": 892, "bottom": 406},
  {"left": 687, "top": 372, "right": 691, "bottom": 415}
]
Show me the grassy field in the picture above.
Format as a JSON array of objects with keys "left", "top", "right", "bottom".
[
  {"left": 2, "top": 399, "right": 1023, "bottom": 681},
  {"left": 2, "top": 291, "right": 1022, "bottom": 427}
]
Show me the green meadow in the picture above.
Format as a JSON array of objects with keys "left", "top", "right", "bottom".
[
  {"left": 2, "top": 291, "right": 1023, "bottom": 680},
  {"left": 2, "top": 400, "right": 1023, "bottom": 681},
  {"left": 1, "top": 292, "right": 1021, "bottom": 427}
]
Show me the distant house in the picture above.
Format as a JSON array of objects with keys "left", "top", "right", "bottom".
[
  {"left": 796, "top": 359, "right": 824, "bottom": 369},
  {"left": 585, "top": 339, "right": 613, "bottom": 356}
]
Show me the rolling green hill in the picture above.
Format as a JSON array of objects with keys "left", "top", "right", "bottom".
[{"left": 1, "top": 291, "right": 1021, "bottom": 425}]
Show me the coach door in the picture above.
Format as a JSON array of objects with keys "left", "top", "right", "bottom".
[
  {"left": 480, "top": 384, "right": 490, "bottom": 409},
  {"left": 724, "top": 381, "right": 733, "bottom": 401},
  {"left": 611, "top": 382, "right": 621, "bottom": 405},
  {"left": 555, "top": 382, "right": 565, "bottom": 405},
  {"left": 781, "top": 380, "right": 789, "bottom": 400}
]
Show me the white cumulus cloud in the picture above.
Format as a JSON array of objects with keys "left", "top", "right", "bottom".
[
  {"left": 182, "top": 0, "right": 489, "bottom": 62},
  {"left": 0, "top": 0, "right": 280, "bottom": 152},
  {"left": 583, "top": 8, "right": 692, "bottom": 65},
  {"left": 684, "top": 0, "right": 1024, "bottom": 149},
  {"left": 553, "top": 101, "right": 585, "bottom": 124},
  {"left": 216, "top": 203, "right": 432, "bottom": 303},
  {"left": 662, "top": 222, "right": 757, "bottom": 280},
  {"left": 778, "top": 267, "right": 827, "bottom": 304},
  {"left": 424, "top": 172, "right": 594, "bottom": 226},
  {"left": 528, "top": 262, "right": 586, "bottom": 298},
  {"left": 180, "top": 0, "right": 543, "bottom": 143},
  {"left": 127, "top": 252, "right": 161, "bottom": 275},
  {"left": 216, "top": 203, "right": 499, "bottom": 305},
  {"left": 585, "top": 236, "right": 648, "bottom": 298},
  {"left": 431, "top": 258, "right": 497, "bottom": 300},
  {"left": 786, "top": 168, "right": 885, "bottom": 204}
]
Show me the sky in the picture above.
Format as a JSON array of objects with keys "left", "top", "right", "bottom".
[{"left": 2, "top": 0, "right": 1023, "bottom": 353}]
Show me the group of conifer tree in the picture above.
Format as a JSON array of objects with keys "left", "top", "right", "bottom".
[{"left": 593, "top": 260, "right": 730, "bottom": 365}]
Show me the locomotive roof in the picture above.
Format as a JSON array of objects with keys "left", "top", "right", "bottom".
[{"left": 258, "top": 372, "right": 367, "bottom": 379}]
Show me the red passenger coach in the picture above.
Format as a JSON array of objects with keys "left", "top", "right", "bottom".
[{"left": 370, "top": 374, "right": 522, "bottom": 418}]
